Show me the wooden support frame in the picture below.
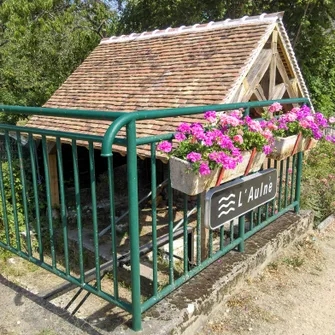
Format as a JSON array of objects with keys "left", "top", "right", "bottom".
[
  {"left": 269, "top": 30, "right": 278, "bottom": 100},
  {"left": 231, "top": 28, "right": 303, "bottom": 107},
  {"left": 47, "top": 141, "right": 60, "bottom": 207}
]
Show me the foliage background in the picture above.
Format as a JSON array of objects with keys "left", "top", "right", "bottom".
[
  {"left": 301, "top": 140, "right": 335, "bottom": 225},
  {"left": 0, "top": 0, "right": 334, "bottom": 225},
  {"left": 0, "top": 0, "right": 335, "bottom": 120}
]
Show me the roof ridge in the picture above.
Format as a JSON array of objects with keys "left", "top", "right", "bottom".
[{"left": 101, "top": 12, "right": 284, "bottom": 44}]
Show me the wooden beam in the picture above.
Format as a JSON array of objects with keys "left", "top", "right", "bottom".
[
  {"left": 276, "top": 54, "right": 297, "bottom": 98},
  {"left": 269, "top": 30, "right": 278, "bottom": 100},
  {"left": 242, "top": 49, "right": 272, "bottom": 101},
  {"left": 47, "top": 141, "right": 60, "bottom": 207},
  {"left": 271, "top": 83, "right": 286, "bottom": 100},
  {"left": 254, "top": 84, "right": 267, "bottom": 101}
]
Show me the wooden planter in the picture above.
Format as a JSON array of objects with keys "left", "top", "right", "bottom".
[
  {"left": 169, "top": 151, "right": 266, "bottom": 196},
  {"left": 268, "top": 135, "right": 318, "bottom": 161}
]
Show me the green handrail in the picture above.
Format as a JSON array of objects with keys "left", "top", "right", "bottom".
[
  {"left": 0, "top": 105, "right": 124, "bottom": 120},
  {"left": 101, "top": 97, "right": 309, "bottom": 156}
]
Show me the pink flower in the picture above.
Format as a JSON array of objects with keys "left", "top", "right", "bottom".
[
  {"left": 157, "top": 141, "right": 172, "bottom": 153},
  {"left": 261, "top": 129, "right": 273, "bottom": 140},
  {"left": 204, "top": 111, "right": 217, "bottom": 123},
  {"left": 220, "top": 114, "right": 241, "bottom": 127},
  {"left": 263, "top": 145, "right": 272, "bottom": 155},
  {"left": 329, "top": 116, "right": 335, "bottom": 124},
  {"left": 267, "top": 122, "right": 278, "bottom": 131},
  {"left": 269, "top": 102, "right": 282, "bottom": 113},
  {"left": 191, "top": 123, "right": 206, "bottom": 140},
  {"left": 229, "top": 109, "right": 243, "bottom": 118},
  {"left": 306, "top": 115, "right": 314, "bottom": 122},
  {"left": 174, "top": 133, "right": 186, "bottom": 141},
  {"left": 233, "top": 135, "right": 243, "bottom": 144},
  {"left": 177, "top": 122, "right": 191, "bottom": 133},
  {"left": 299, "top": 120, "right": 310, "bottom": 128},
  {"left": 186, "top": 152, "right": 202, "bottom": 162},
  {"left": 288, "top": 168, "right": 293, "bottom": 174},
  {"left": 199, "top": 162, "right": 211, "bottom": 175},
  {"left": 287, "top": 113, "right": 297, "bottom": 122},
  {"left": 291, "top": 107, "right": 300, "bottom": 113},
  {"left": 248, "top": 120, "right": 262, "bottom": 132}
]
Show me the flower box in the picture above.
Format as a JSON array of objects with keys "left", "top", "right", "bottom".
[
  {"left": 169, "top": 151, "right": 266, "bottom": 196},
  {"left": 268, "top": 135, "right": 318, "bottom": 161}
]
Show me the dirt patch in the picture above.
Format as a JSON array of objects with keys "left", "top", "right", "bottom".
[{"left": 198, "top": 224, "right": 335, "bottom": 335}]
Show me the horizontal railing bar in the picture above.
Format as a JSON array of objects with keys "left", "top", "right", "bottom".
[
  {"left": 102, "top": 98, "right": 309, "bottom": 156},
  {"left": 136, "top": 133, "right": 174, "bottom": 145},
  {"left": 0, "top": 124, "right": 125, "bottom": 144},
  {"left": 0, "top": 242, "right": 132, "bottom": 312},
  {"left": 98, "top": 179, "right": 168, "bottom": 237},
  {"left": 141, "top": 236, "right": 243, "bottom": 313},
  {"left": 40, "top": 258, "right": 116, "bottom": 301},
  {"left": 119, "top": 226, "right": 193, "bottom": 266},
  {"left": 244, "top": 203, "right": 297, "bottom": 240},
  {"left": 0, "top": 98, "right": 308, "bottom": 122},
  {"left": 0, "top": 105, "right": 124, "bottom": 120}
]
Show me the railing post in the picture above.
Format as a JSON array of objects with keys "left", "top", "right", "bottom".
[
  {"left": 294, "top": 151, "right": 303, "bottom": 213},
  {"left": 238, "top": 215, "right": 245, "bottom": 252},
  {"left": 126, "top": 120, "right": 142, "bottom": 332}
]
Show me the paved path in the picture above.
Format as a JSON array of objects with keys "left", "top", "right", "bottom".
[
  {"left": 0, "top": 276, "right": 101, "bottom": 335},
  {"left": 198, "top": 224, "right": 335, "bottom": 335}
]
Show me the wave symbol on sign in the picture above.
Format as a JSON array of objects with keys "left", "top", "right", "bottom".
[{"left": 218, "top": 194, "right": 236, "bottom": 218}]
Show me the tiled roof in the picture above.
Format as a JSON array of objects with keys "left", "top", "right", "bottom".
[{"left": 26, "top": 13, "right": 308, "bottom": 159}]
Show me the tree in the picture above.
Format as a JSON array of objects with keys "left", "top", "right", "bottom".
[
  {"left": 118, "top": 0, "right": 335, "bottom": 115},
  {"left": 0, "top": 0, "right": 118, "bottom": 123}
]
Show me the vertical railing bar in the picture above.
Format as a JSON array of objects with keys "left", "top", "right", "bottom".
[
  {"left": 272, "top": 160, "right": 278, "bottom": 215},
  {"left": 294, "top": 152, "right": 303, "bottom": 213},
  {"left": 183, "top": 193, "right": 188, "bottom": 274},
  {"left": 0, "top": 153, "right": 10, "bottom": 245},
  {"left": 229, "top": 220, "right": 234, "bottom": 242},
  {"left": 257, "top": 206, "right": 262, "bottom": 225},
  {"left": 88, "top": 141, "right": 101, "bottom": 291},
  {"left": 250, "top": 210, "right": 254, "bottom": 230},
  {"left": 290, "top": 154, "right": 296, "bottom": 204},
  {"left": 126, "top": 120, "right": 142, "bottom": 332},
  {"left": 220, "top": 225, "right": 224, "bottom": 251},
  {"left": 5, "top": 131, "right": 21, "bottom": 251},
  {"left": 41, "top": 135, "right": 56, "bottom": 268},
  {"left": 238, "top": 215, "right": 245, "bottom": 252},
  {"left": 16, "top": 132, "right": 32, "bottom": 257},
  {"left": 107, "top": 156, "right": 119, "bottom": 299},
  {"left": 56, "top": 138, "right": 70, "bottom": 276},
  {"left": 72, "top": 140, "right": 85, "bottom": 284},
  {"left": 167, "top": 162, "right": 174, "bottom": 284},
  {"left": 284, "top": 156, "right": 290, "bottom": 208},
  {"left": 150, "top": 143, "right": 158, "bottom": 296},
  {"left": 196, "top": 194, "right": 201, "bottom": 265},
  {"left": 208, "top": 225, "right": 213, "bottom": 257},
  {"left": 278, "top": 160, "right": 284, "bottom": 212},
  {"left": 265, "top": 158, "right": 271, "bottom": 219},
  {"left": 28, "top": 134, "right": 43, "bottom": 261}
]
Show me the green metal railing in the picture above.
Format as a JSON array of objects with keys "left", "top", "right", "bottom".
[{"left": 0, "top": 98, "right": 308, "bottom": 331}]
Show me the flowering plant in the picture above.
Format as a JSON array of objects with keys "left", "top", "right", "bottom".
[
  {"left": 263, "top": 103, "right": 334, "bottom": 141},
  {"left": 157, "top": 109, "right": 273, "bottom": 175}
]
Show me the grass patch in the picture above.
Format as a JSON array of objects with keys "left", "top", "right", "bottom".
[{"left": 282, "top": 256, "right": 305, "bottom": 268}]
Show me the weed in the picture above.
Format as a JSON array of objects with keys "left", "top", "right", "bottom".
[{"left": 282, "top": 256, "right": 305, "bottom": 268}]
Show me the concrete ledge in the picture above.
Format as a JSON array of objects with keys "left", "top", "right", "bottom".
[
  {"left": 317, "top": 213, "right": 335, "bottom": 231},
  {"left": 119, "top": 210, "right": 314, "bottom": 334}
]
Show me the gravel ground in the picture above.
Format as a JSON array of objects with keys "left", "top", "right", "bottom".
[{"left": 198, "top": 223, "right": 335, "bottom": 335}]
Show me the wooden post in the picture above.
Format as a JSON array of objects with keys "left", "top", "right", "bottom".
[
  {"left": 47, "top": 142, "right": 60, "bottom": 208},
  {"left": 200, "top": 192, "right": 209, "bottom": 261},
  {"left": 269, "top": 30, "right": 278, "bottom": 100}
]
